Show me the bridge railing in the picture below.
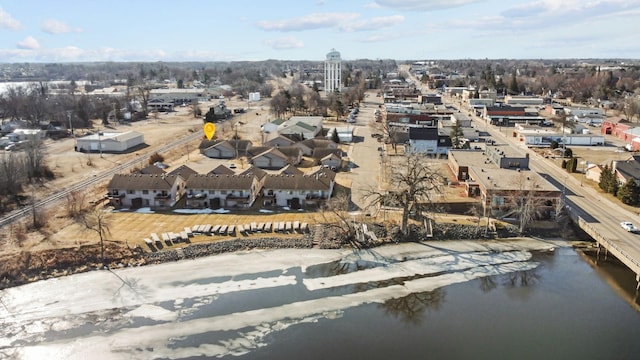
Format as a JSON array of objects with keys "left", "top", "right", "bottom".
[{"left": 576, "top": 215, "right": 640, "bottom": 273}]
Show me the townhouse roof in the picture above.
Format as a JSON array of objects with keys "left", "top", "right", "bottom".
[
  {"left": 252, "top": 147, "right": 288, "bottom": 161},
  {"left": 139, "top": 164, "right": 167, "bottom": 175},
  {"left": 238, "top": 165, "right": 268, "bottom": 180},
  {"left": 262, "top": 171, "right": 334, "bottom": 191},
  {"left": 168, "top": 165, "right": 198, "bottom": 179},
  {"left": 312, "top": 148, "right": 343, "bottom": 159},
  {"left": 247, "top": 146, "right": 273, "bottom": 157},
  {"left": 186, "top": 174, "right": 254, "bottom": 190},
  {"left": 279, "top": 164, "right": 304, "bottom": 175},
  {"left": 207, "top": 164, "right": 236, "bottom": 175},
  {"left": 277, "top": 146, "right": 303, "bottom": 158},
  {"left": 264, "top": 133, "right": 296, "bottom": 145},
  {"left": 107, "top": 173, "right": 180, "bottom": 191},
  {"left": 299, "top": 138, "right": 337, "bottom": 150}
]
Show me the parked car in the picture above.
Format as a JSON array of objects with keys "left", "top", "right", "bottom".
[{"left": 620, "top": 221, "right": 638, "bottom": 232}]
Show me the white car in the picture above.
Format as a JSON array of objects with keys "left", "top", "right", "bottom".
[{"left": 620, "top": 221, "right": 638, "bottom": 232}]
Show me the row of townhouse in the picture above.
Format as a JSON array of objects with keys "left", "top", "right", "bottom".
[
  {"left": 199, "top": 137, "right": 341, "bottom": 170},
  {"left": 106, "top": 165, "right": 336, "bottom": 211}
]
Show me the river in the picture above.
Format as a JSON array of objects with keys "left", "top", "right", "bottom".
[{"left": 1, "top": 238, "right": 639, "bottom": 359}]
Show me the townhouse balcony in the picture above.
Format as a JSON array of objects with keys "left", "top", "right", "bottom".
[
  {"left": 155, "top": 193, "right": 171, "bottom": 199},
  {"left": 226, "top": 194, "right": 250, "bottom": 201},
  {"left": 106, "top": 192, "right": 125, "bottom": 199}
]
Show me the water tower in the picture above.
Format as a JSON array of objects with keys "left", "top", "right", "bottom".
[{"left": 324, "top": 49, "right": 342, "bottom": 94}]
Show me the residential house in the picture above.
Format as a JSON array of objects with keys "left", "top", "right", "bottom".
[
  {"left": 264, "top": 133, "right": 296, "bottom": 148},
  {"left": 311, "top": 148, "right": 342, "bottom": 163},
  {"left": 277, "top": 146, "right": 303, "bottom": 165},
  {"left": 261, "top": 169, "right": 336, "bottom": 208},
  {"left": 320, "top": 152, "right": 342, "bottom": 170},
  {"left": 251, "top": 148, "right": 290, "bottom": 169},
  {"left": 585, "top": 163, "right": 603, "bottom": 183},
  {"left": 278, "top": 116, "right": 323, "bottom": 139},
  {"left": 408, "top": 127, "right": 439, "bottom": 154},
  {"left": 106, "top": 173, "right": 186, "bottom": 210},
  {"left": 200, "top": 139, "right": 253, "bottom": 159},
  {"left": 613, "top": 157, "right": 640, "bottom": 186},
  {"left": 185, "top": 174, "right": 260, "bottom": 209},
  {"left": 294, "top": 138, "right": 338, "bottom": 156}
]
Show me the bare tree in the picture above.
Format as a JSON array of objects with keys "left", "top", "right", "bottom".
[
  {"left": 22, "top": 134, "right": 47, "bottom": 180},
  {"left": 65, "top": 190, "right": 88, "bottom": 219},
  {"left": 191, "top": 101, "right": 201, "bottom": 118},
  {"left": 509, "top": 172, "right": 547, "bottom": 235},
  {"left": 319, "top": 195, "right": 356, "bottom": 241},
  {"left": 370, "top": 114, "right": 401, "bottom": 153},
  {"left": 81, "top": 206, "right": 113, "bottom": 266},
  {"left": 0, "top": 151, "right": 26, "bottom": 200},
  {"left": 364, "top": 152, "right": 444, "bottom": 235}
]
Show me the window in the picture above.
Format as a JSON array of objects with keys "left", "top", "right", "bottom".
[
  {"left": 142, "top": 190, "right": 149, "bottom": 195},
  {"left": 128, "top": 190, "right": 134, "bottom": 194},
  {"left": 491, "top": 196, "right": 505, "bottom": 206},
  {"left": 221, "top": 190, "right": 227, "bottom": 195}
]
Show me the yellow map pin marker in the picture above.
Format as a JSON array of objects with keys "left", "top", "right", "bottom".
[{"left": 204, "top": 123, "right": 216, "bottom": 140}]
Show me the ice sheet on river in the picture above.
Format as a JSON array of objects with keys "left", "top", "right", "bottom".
[{"left": 0, "top": 239, "right": 562, "bottom": 359}]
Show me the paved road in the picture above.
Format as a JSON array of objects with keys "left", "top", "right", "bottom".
[
  {"left": 442, "top": 93, "right": 640, "bottom": 275},
  {"left": 344, "top": 96, "right": 385, "bottom": 212}
]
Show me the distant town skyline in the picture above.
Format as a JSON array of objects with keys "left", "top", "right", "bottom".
[{"left": 1, "top": 0, "right": 639, "bottom": 63}]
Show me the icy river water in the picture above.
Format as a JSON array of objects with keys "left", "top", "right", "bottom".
[{"left": 2, "top": 238, "right": 640, "bottom": 359}]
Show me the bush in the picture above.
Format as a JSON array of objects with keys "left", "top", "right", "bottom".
[{"left": 148, "top": 152, "right": 164, "bottom": 165}]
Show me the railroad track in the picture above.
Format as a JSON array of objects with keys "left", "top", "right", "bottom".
[{"left": 0, "top": 130, "right": 203, "bottom": 229}]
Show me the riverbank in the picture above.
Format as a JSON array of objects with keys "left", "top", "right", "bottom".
[{"left": 0, "top": 219, "right": 573, "bottom": 290}]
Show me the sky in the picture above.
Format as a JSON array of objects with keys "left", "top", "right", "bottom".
[{"left": 0, "top": 0, "right": 639, "bottom": 63}]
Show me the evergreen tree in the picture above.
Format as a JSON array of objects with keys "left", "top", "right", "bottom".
[
  {"left": 599, "top": 164, "right": 612, "bottom": 192},
  {"left": 508, "top": 71, "right": 519, "bottom": 95},
  {"left": 599, "top": 163, "right": 619, "bottom": 195},
  {"left": 617, "top": 180, "right": 639, "bottom": 205},
  {"left": 331, "top": 129, "right": 340, "bottom": 144},
  {"left": 450, "top": 121, "right": 464, "bottom": 149}
]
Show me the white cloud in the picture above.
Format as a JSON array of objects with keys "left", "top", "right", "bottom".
[
  {"left": 501, "top": 0, "right": 640, "bottom": 19},
  {"left": 340, "top": 15, "right": 404, "bottom": 32},
  {"left": 0, "top": 6, "right": 21, "bottom": 30},
  {"left": 0, "top": 45, "right": 246, "bottom": 62},
  {"left": 17, "top": 36, "right": 39, "bottom": 50},
  {"left": 264, "top": 36, "right": 304, "bottom": 50},
  {"left": 42, "top": 19, "right": 82, "bottom": 34},
  {"left": 374, "top": 0, "right": 483, "bottom": 11},
  {"left": 364, "top": 2, "right": 382, "bottom": 9},
  {"left": 256, "top": 13, "right": 360, "bottom": 31}
]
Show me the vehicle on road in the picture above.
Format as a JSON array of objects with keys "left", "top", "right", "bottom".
[{"left": 620, "top": 221, "right": 638, "bottom": 232}]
